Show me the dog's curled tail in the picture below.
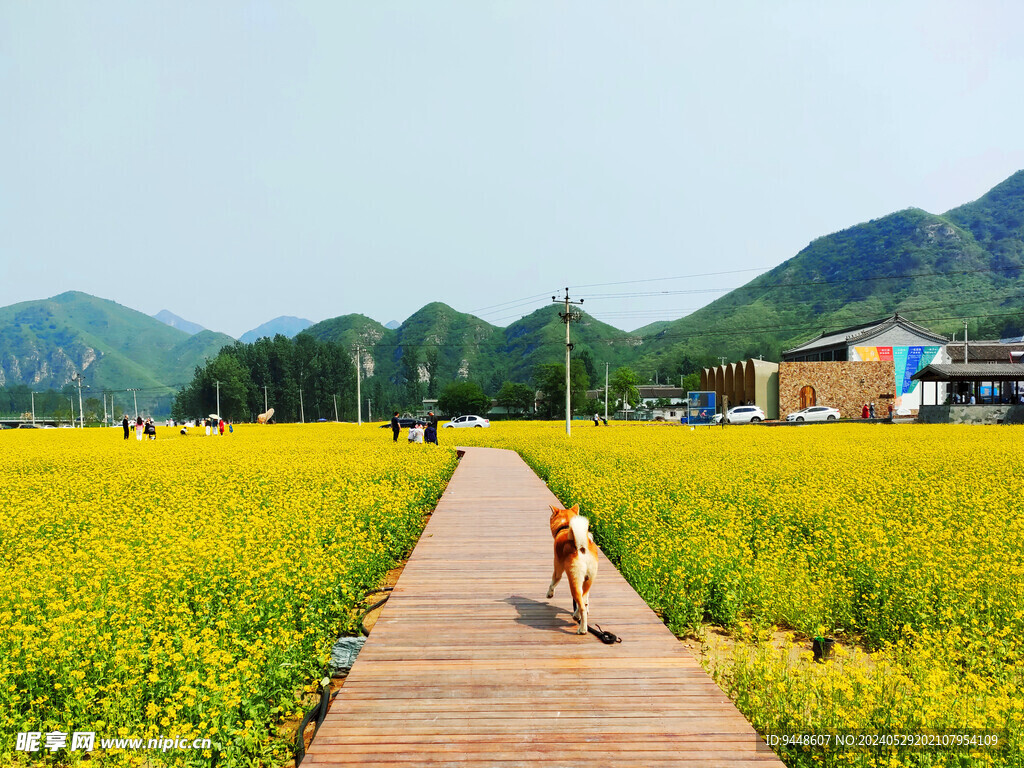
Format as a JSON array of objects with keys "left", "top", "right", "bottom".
[{"left": 568, "top": 515, "right": 590, "bottom": 555}]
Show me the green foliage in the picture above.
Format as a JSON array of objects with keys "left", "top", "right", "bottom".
[
  {"left": 533, "top": 362, "right": 590, "bottom": 418},
  {"left": 437, "top": 380, "right": 490, "bottom": 417},
  {"left": 610, "top": 366, "right": 641, "bottom": 409},
  {"left": 173, "top": 335, "right": 358, "bottom": 423},
  {"left": 494, "top": 382, "right": 535, "bottom": 415}
]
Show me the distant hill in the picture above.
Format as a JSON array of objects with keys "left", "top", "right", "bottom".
[
  {"left": 153, "top": 309, "right": 206, "bottom": 336},
  {"left": 302, "top": 302, "right": 638, "bottom": 392},
  {"left": 239, "top": 316, "right": 313, "bottom": 344},
  {"left": 0, "top": 292, "right": 234, "bottom": 416},
  {"left": 629, "top": 170, "right": 1024, "bottom": 374}
]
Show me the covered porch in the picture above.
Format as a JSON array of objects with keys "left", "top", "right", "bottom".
[{"left": 912, "top": 364, "right": 1024, "bottom": 424}]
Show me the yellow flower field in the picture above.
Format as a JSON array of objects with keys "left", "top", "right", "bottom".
[
  {"left": 0, "top": 424, "right": 458, "bottom": 766},
  {"left": 453, "top": 421, "right": 1024, "bottom": 767},
  {"left": 3, "top": 419, "right": 1021, "bottom": 767}
]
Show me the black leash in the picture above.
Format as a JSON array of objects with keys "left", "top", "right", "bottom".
[{"left": 587, "top": 623, "right": 622, "bottom": 644}]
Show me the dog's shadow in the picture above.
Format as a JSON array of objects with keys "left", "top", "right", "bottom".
[{"left": 503, "top": 594, "right": 575, "bottom": 634}]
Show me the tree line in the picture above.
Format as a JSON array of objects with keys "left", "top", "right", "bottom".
[{"left": 171, "top": 334, "right": 704, "bottom": 423}]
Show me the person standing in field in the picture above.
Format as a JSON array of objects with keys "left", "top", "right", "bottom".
[
  {"left": 219, "top": 419, "right": 225, "bottom": 436},
  {"left": 390, "top": 412, "right": 401, "bottom": 442},
  {"left": 122, "top": 414, "right": 130, "bottom": 440},
  {"left": 426, "top": 411, "right": 438, "bottom": 445},
  {"left": 136, "top": 416, "right": 144, "bottom": 441}
]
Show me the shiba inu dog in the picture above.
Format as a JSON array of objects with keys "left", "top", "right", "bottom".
[{"left": 547, "top": 504, "right": 599, "bottom": 634}]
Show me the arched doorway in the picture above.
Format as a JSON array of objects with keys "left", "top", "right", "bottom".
[{"left": 799, "top": 385, "right": 816, "bottom": 409}]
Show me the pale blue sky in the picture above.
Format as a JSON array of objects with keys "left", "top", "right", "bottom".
[{"left": 2, "top": 1, "right": 1023, "bottom": 337}]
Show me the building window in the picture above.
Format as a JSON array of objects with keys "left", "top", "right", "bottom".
[{"left": 799, "top": 385, "right": 816, "bottom": 409}]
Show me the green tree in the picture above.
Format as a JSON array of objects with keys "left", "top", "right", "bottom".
[
  {"left": 437, "top": 380, "right": 490, "bottom": 417},
  {"left": 533, "top": 363, "right": 590, "bottom": 419},
  {"left": 611, "top": 366, "right": 641, "bottom": 410},
  {"left": 495, "top": 382, "right": 535, "bottom": 416},
  {"left": 681, "top": 372, "right": 701, "bottom": 392},
  {"left": 400, "top": 347, "right": 423, "bottom": 409}
]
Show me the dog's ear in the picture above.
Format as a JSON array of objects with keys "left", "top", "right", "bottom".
[
  {"left": 549, "top": 505, "right": 560, "bottom": 514},
  {"left": 570, "top": 504, "right": 580, "bottom": 513}
]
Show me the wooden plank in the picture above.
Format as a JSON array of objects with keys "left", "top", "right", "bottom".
[{"left": 305, "top": 447, "right": 782, "bottom": 767}]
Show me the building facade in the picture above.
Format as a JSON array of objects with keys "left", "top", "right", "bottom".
[{"left": 782, "top": 313, "right": 949, "bottom": 412}]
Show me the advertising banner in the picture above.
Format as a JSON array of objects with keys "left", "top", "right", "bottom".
[
  {"left": 852, "top": 345, "right": 944, "bottom": 409},
  {"left": 687, "top": 391, "right": 716, "bottom": 425}
]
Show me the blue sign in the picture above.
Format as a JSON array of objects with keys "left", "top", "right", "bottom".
[{"left": 687, "top": 391, "right": 716, "bottom": 425}]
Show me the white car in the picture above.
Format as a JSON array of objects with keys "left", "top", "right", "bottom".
[
  {"left": 786, "top": 406, "right": 840, "bottom": 422},
  {"left": 442, "top": 415, "right": 490, "bottom": 428},
  {"left": 724, "top": 405, "right": 765, "bottom": 424}
]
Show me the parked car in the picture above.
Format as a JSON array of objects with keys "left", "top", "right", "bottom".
[
  {"left": 786, "top": 406, "right": 840, "bottom": 422},
  {"left": 442, "top": 415, "right": 490, "bottom": 428},
  {"left": 379, "top": 417, "right": 430, "bottom": 429},
  {"left": 724, "top": 405, "right": 765, "bottom": 424}
]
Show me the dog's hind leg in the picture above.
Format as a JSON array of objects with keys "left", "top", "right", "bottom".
[
  {"left": 568, "top": 568, "right": 588, "bottom": 634},
  {"left": 546, "top": 554, "right": 563, "bottom": 599}
]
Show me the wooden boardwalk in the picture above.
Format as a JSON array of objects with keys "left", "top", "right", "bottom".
[{"left": 307, "top": 447, "right": 783, "bottom": 767}]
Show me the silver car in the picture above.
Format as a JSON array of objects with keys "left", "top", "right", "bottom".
[{"left": 786, "top": 406, "right": 840, "bottom": 422}]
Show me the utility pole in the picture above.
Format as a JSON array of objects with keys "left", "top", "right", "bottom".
[
  {"left": 128, "top": 388, "right": 139, "bottom": 420},
  {"left": 963, "top": 319, "right": 969, "bottom": 364},
  {"left": 299, "top": 389, "right": 305, "bottom": 423},
  {"left": 355, "top": 345, "right": 363, "bottom": 426},
  {"left": 368, "top": 398, "right": 372, "bottom": 422},
  {"left": 215, "top": 380, "right": 221, "bottom": 421},
  {"left": 333, "top": 394, "right": 339, "bottom": 422},
  {"left": 264, "top": 385, "right": 268, "bottom": 415},
  {"left": 552, "top": 288, "right": 584, "bottom": 436},
  {"left": 72, "top": 373, "right": 85, "bottom": 428},
  {"left": 31, "top": 391, "right": 36, "bottom": 426},
  {"left": 604, "top": 362, "right": 610, "bottom": 421}
]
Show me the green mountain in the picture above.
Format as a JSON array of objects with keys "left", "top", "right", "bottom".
[
  {"left": 629, "top": 170, "right": 1024, "bottom": 374},
  {"left": 302, "top": 302, "right": 638, "bottom": 393},
  {"left": 0, "top": 292, "right": 234, "bottom": 416}
]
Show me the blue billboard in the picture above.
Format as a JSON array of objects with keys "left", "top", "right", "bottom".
[{"left": 687, "top": 391, "right": 717, "bottom": 425}]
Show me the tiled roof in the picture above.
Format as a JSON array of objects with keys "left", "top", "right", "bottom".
[
  {"left": 783, "top": 313, "right": 947, "bottom": 355},
  {"left": 911, "top": 363, "right": 1024, "bottom": 381}
]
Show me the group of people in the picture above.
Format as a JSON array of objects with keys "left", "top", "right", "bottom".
[
  {"left": 860, "top": 402, "right": 895, "bottom": 419},
  {"left": 200, "top": 417, "right": 231, "bottom": 436},
  {"left": 122, "top": 415, "right": 157, "bottom": 440},
  {"left": 392, "top": 411, "right": 438, "bottom": 445}
]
